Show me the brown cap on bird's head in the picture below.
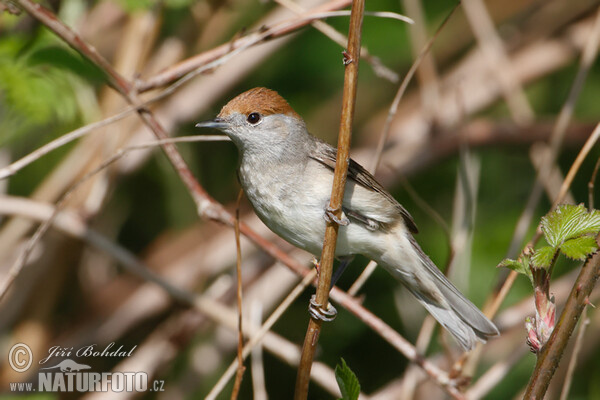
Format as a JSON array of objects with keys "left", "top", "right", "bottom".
[{"left": 218, "top": 87, "right": 300, "bottom": 120}]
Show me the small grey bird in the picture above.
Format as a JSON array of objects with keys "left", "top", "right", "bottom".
[{"left": 196, "top": 87, "right": 498, "bottom": 350}]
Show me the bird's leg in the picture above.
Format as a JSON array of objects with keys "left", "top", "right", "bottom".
[
  {"left": 307, "top": 257, "right": 345, "bottom": 322},
  {"left": 323, "top": 205, "right": 349, "bottom": 226},
  {"left": 309, "top": 295, "right": 337, "bottom": 322}
]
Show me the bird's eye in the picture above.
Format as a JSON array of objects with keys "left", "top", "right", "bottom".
[{"left": 247, "top": 112, "right": 261, "bottom": 125}]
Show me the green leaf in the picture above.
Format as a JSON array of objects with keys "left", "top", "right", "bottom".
[
  {"left": 560, "top": 236, "right": 598, "bottom": 260},
  {"left": 531, "top": 246, "right": 557, "bottom": 270},
  {"left": 498, "top": 257, "right": 530, "bottom": 277},
  {"left": 335, "top": 358, "right": 360, "bottom": 400},
  {"left": 541, "top": 204, "right": 600, "bottom": 248}
]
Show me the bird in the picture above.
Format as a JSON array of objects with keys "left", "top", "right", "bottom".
[{"left": 196, "top": 87, "right": 499, "bottom": 350}]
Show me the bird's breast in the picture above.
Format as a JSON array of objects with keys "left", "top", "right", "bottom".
[{"left": 238, "top": 159, "right": 328, "bottom": 255}]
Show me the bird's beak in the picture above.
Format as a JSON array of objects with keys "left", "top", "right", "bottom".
[{"left": 195, "top": 119, "right": 229, "bottom": 130}]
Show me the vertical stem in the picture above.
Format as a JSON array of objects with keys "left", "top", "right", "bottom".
[
  {"left": 523, "top": 235, "right": 600, "bottom": 399},
  {"left": 231, "top": 189, "right": 246, "bottom": 399},
  {"left": 293, "top": 0, "right": 365, "bottom": 398}
]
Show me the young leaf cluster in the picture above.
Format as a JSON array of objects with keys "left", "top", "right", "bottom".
[{"left": 500, "top": 204, "right": 600, "bottom": 282}]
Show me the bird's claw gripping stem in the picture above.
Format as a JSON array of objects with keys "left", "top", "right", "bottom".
[
  {"left": 324, "top": 206, "right": 349, "bottom": 226},
  {"left": 309, "top": 295, "right": 337, "bottom": 322}
]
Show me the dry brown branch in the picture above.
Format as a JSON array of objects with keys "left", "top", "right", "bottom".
[
  {"left": 250, "top": 302, "right": 268, "bottom": 400},
  {"left": 294, "top": 0, "right": 364, "bottom": 397},
  {"left": 558, "top": 313, "right": 590, "bottom": 400},
  {"left": 231, "top": 189, "right": 246, "bottom": 400}
]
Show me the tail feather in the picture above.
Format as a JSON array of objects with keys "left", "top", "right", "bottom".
[
  {"left": 381, "top": 234, "right": 499, "bottom": 350},
  {"left": 407, "top": 288, "right": 481, "bottom": 350}
]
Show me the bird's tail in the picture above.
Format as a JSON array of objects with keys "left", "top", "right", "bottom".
[{"left": 378, "top": 233, "right": 499, "bottom": 350}]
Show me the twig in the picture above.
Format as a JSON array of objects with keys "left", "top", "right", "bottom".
[
  {"left": 558, "top": 314, "right": 590, "bottom": 400},
  {"left": 523, "top": 234, "right": 600, "bottom": 399},
  {"left": 347, "top": 260, "right": 377, "bottom": 296},
  {"left": 587, "top": 156, "right": 600, "bottom": 210},
  {"left": 552, "top": 122, "right": 600, "bottom": 211},
  {"left": 231, "top": 189, "right": 246, "bottom": 400},
  {"left": 292, "top": 10, "right": 412, "bottom": 23},
  {"left": 294, "top": 0, "right": 364, "bottom": 398},
  {"left": 250, "top": 302, "right": 268, "bottom": 400}
]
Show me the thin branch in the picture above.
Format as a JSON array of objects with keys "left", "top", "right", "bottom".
[
  {"left": 231, "top": 189, "right": 247, "bottom": 400},
  {"left": 250, "top": 302, "right": 268, "bottom": 400},
  {"left": 559, "top": 314, "right": 590, "bottom": 400},
  {"left": 347, "top": 260, "right": 377, "bottom": 296},
  {"left": 296, "top": 10, "right": 412, "bottom": 24},
  {"left": 588, "top": 156, "right": 600, "bottom": 210},
  {"left": 294, "top": 0, "right": 365, "bottom": 397}
]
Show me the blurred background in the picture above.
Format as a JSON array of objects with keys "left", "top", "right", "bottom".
[{"left": 1, "top": 0, "right": 600, "bottom": 398}]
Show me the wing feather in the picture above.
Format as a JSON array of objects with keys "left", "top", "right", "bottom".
[{"left": 309, "top": 139, "right": 418, "bottom": 234}]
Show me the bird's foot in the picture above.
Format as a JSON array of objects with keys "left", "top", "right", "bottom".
[
  {"left": 309, "top": 295, "right": 337, "bottom": 322},
  {"left": 323, "top": 206, "right": 349, "bottom": 226}
]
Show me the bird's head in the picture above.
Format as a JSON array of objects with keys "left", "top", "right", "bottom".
[{"left": 195, "top": 87, "right": 308, "bottom": 153}]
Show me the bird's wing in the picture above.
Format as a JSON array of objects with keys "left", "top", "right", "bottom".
[{"left": 309, "top": 139, "right": 418, "bottom": 234}]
